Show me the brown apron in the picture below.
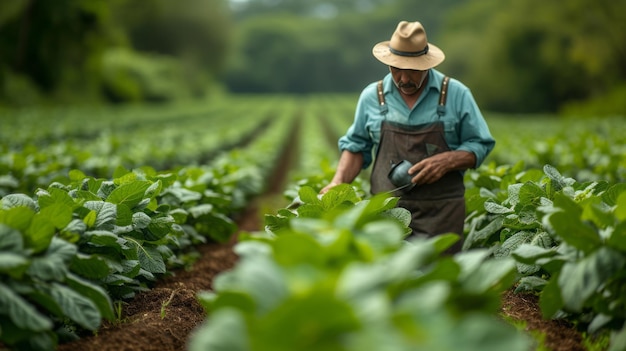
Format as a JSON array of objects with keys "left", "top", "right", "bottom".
[{"left": 370, "top": 77, "right": 465, "bottom": 252}]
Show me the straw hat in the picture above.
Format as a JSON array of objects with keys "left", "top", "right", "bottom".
[{"left": 372, "top": 21, "right": 445, "bottom": 70}]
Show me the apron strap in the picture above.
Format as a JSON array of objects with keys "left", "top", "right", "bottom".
[
  {"left": 377, "top": 80, "right": 388, "bottom": 115},
  {"left": 437, "top": 76, "right": 450, "bottom": 117},
  {"left": 378, "top": 76, "right": 450, "bottom": 117}
]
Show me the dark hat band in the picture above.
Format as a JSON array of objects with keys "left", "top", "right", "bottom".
[{"left": 388, "top": 44, "right": 429, "bottom": 57}]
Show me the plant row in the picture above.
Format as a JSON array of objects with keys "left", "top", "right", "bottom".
[
  {"left": 463, "top": 162, "right": 626, "bottom": 350},
  {"left": 0, "top": 105, "right": 297, "bottom": 350},
  {"left": 486, "top": 115, "right": 626, "bottom": 183},
  {"left": 187, "top": 184, "right": 533, "bottom": 351},
  {"left": 0, "top": 96, "right": 285, "bottom": 196}
]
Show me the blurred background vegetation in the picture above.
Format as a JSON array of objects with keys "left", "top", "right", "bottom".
[{"left": 1, "top": 0, "right": 624, "bottom": 115}]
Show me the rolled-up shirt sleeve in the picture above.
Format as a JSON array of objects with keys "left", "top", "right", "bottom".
[
  {"left": 338, "top": 86, "right": 377, "bottom": 169},
  {"left": 454, "top": 88, "right": 495, "bottom": 168}
]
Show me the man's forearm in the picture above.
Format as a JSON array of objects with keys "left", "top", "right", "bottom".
[
  {"left": 446, "top": 150, "right": 477, "bottom": 171},
  {"left": 318, "top": 150, "right": 364, "bottom": 194},
  {"left": 330, "top": 150, "right": 364, "bottom": 184}
]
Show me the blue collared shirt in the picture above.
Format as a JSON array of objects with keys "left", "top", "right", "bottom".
[{"left": 338, "top": 69, "right": 495, "bottom": 169}]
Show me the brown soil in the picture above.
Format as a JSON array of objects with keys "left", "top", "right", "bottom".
[
  {"left": 56, "top": 205, "right": 255, "bottom": 351},
  {"left": 500, "top": 290, "right": 586, "bottom": 351}
]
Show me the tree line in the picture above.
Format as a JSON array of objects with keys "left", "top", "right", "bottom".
[{"left": 1, "top": 0, "right": 624, "bottom": 115}]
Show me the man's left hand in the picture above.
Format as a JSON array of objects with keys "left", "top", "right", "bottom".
[{"left": 408, "top": 150, "right": 476, "bottom": 185}]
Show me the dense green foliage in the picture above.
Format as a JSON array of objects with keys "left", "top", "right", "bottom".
[
  {"left": 0, "top": 95, "right": 625, "bottom": 350},
  {"left": 2, "top": 0, "right": 625, "bottom": 114},
  {"left": 0, "top": 0, "right": 231, "bottom": 106},
  {"left": 189, "top": 186, "right": 531, "bottom": 351},
  {"left": 462, "top": 163, "right": 626, "bottom": 351}
]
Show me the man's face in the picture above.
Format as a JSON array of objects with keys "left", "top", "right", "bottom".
[{"left": 389, "top": 66, "right": 429, "bottom": 96}]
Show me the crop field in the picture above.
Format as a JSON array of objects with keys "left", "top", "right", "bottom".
[{"left": 1, "top": 95, "right": 625, "bottom": 351}]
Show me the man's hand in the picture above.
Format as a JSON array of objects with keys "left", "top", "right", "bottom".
[
  {"left": 319, "top": 150, "right": 364, "bottom": 194},
  {"left": 320, "top": 181, "right": 340, "bottom": 194},
  {"left": 408, "top": 150, "right": 476, "bottom": 185}
]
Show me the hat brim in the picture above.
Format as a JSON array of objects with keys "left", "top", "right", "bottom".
[{"left": 372, "top": 40, "right": 445, "bottom": 70}]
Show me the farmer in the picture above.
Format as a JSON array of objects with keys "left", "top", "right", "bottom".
[{"left": 320, "top": 20, "right": 495, "bottom": 252}]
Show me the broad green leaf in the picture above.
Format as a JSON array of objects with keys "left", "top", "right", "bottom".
[
  {"left": 39, "top": 202, "right": 73, "bottom": 229},
  {"left": 70, "top": 253, "right": 110, "bottom": 279},
  {"left": 558, "top": 247, "right": 625, "bottom": 312},
  {"left": 320, "top": 183, "right": 360, "bottom": 210},
  {"left": 494, "top": 231, "right": 534, "bottom": 258},
  {"left": 116, "top": 204, "right": 133, "bottom": 226},
  {"left": 0, "top": 252, "right": 29, "bottom": 278},
  {"left": 338, "top": 243, "right": 434, "bottom": 300},
  {"left": 519, "top": 181, "right": 546, "bottom": 207},
  {"left": 202, "top": 213, "right": 236, "bottom": 243},
  {"left": 84, "top": 230, "right": 123, "bottom": 251},
  {"left": 127, "top": 239, "right": 166, "bottom": 274},
  {"left": 162, "top": 187, "right": 202, "bottom": 204},
  {"left": 429, "top": 233, "right": 460, "bottom": 255},
  {"left": 73, "top": 190, "right": 101, "bottom": 201},
  {"left": 539, "top": 273, "right": 564, "bottom": 319},
  {"left": 608, "top": 323, "right": 626, "bottom": 351},
  {"left": 209, "top": 291, "right": 256, "bottom": 315},
  {"left": 63, "top": 219, "right": 87, "bottom": 236},
  {"left": 132, "top": 212, "right": 152, "bottom": 229},
  {"left": 0, "top": 224, "right": 24, "bottom": 251},
  {"left": 37, "top": 187, "right": 75, "bottom": 210},
  {"left": 0, "top": 282, "right": 52, "bottom": 331},
  {"left": 1, "top": 194, "right": 37, "bottom": 211},
  {"left": 69, "top": 169, "right": 87, "bottom": 182},
  {"left": 113, "top": 165, "right": 132, "bottom": 180},
  {"left": 188, "top": 308, "right": 249, "bottom": 351},
  {"left": 462, "top": 216, "right": 504, "bottom": 250},
  {"left": 515, "top": 276, "right": 548, "bottom": 293},
  {"left": 358, "top": 220, "right": 405, "bottom": 253},
  {"left": 144, "top": 180, "right": 162, "bottom": 199},
  {"left": 543, "top": 164, "right": 575, "bottom": 191},
  {"left": 381, "top": 206, "right": 412, "bottom": 229},
  {"left": 97, "top": 181, "right": 116, "bottom": 199},
  {"left": 549, "top": 211, "right": 601, "bottom": 253},
  {"left": 512, "top": 243, "right": 558, "bottom": 264},
  {"left": 49, "top": 282, "right": 101, "bottom": 330},
  {"left": 615, "top": 192, "right": 626, "bottom": 222},
  {"left": 106, "top": 180, "right": 151, "bottom": 208},
  {"left": 168, "top": 208, "right": 189, "bottom": 224},
  {"left": 601, "top": 183, "right": 626, "bottom": 207},
  {"left": 272, "top": 233, "right": 325, "bottom": 267},
  {"left": 299, "top": 186, "right": 322, "bottom": 204},
  {"left": 213, "top": 256, "right": 287, "bottom": 314},
  {"left": 254, "top": 291, "right": 360, "bottom": 350},
  {"left": 608, "top": 222, "right": 626, "bottom": 251},
  {"left": 27, "top": 237, "right": 76, "bottom": 281},
  {"left": 484, "top": 201, "right": 512, "bottom": 214},
  {"left": 581, "top": 199, "right": 614, "bottom": 229},
  {"left": 147, "top": 216, "right": 174, "bottom": 240},
  {"left": 83, "top": 209, "right": 97, "bottom": 228},
  {"left": 84, "top": 201, "right": 117, "bottom": 230},
  {"left": 0, "top": 207, "right": 35, "bottom": 232},
  {"left": 25, "top": 213, "right": 56, "bottom": 253},
  {"left": 189, "top": 204, "right": 214, "bottom": 218},
  {"left": 458, "top": 257, "right": 517, "bottom": 294},
  {"left": 66, "top": 273, "right": 115, "bottom": 321}
]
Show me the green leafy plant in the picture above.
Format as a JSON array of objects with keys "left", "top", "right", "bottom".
[
  {"left": 464, "top": 163, "right": 626, "bottom": 351},
  {"left": 189, "top": 185, "right": 531, "bottom": 351}
]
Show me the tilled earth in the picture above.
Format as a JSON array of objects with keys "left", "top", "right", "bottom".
[{"left": 57, "top": 217, "right": 587, "bottom": 351}]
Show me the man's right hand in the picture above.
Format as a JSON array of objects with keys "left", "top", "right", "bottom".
[{"left": 319, "top": 182, "right": 340, "bottom": 194}]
